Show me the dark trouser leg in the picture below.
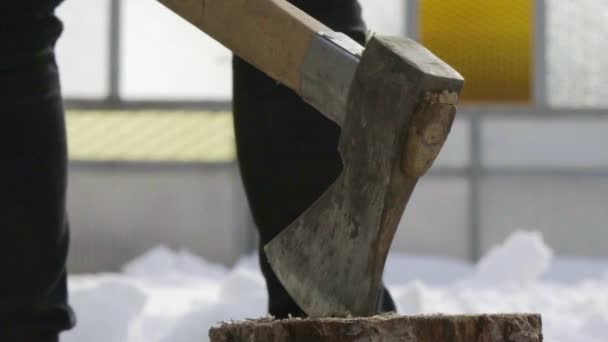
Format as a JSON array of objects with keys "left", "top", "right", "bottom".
[
  {"left": 0, "top": 13, "right": 75, "bottom": 339},
  {"left": 233, "top": 1, "right": 396, "bottom": 318}
]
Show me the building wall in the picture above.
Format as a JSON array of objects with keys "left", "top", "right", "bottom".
[
  {"left": 57, "top": 0, "right": 608, "bottom": 272},
  {"left": 66, "top": 163, "right": 254, "bottom": 272}
]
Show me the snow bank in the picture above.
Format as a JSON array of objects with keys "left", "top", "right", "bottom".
[
  {"left": 122, "top": 245, "right": 229, "bottom": 280},
  {"left": 388, "top": 231, "right": 608, "bottom": 342},
  {"left": 65, "top": 230, "right": 608, "bottom": 342},
  {"left": 63, "top": 276, "right": 146, "bottom": 342},
  {"left": 159, "top": 266, "right": 266, "bottom": 342},
  {"left": 465, "top": 230, "right": 553, "bottom": 288}
]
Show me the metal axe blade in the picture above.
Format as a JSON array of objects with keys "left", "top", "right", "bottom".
[
  {"left": 264, "top": 35, "right": 464, "bottom": 318},
  {"left": 154, "top": 0, "right": 463, "bottom": 320}
]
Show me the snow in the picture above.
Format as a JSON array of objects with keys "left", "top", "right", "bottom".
[
  {"left": 465, "top": 231, "right": 553, "bottom": 288},
  {"left": 63, "top": 230, "right": 608, "bottom": 342}
]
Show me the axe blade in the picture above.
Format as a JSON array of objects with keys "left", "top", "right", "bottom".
[{"left": 264, "top": 35, "right": 464, "bottom": 318}]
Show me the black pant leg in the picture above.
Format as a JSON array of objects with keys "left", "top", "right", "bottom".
[
  {"left": 0, "top": 12, "right": 75, "bottom": 338},
  {"left": 233, "top": 0, "right": 396, "bottom": 318}
]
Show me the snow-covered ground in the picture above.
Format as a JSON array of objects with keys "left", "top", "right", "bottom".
[{"left": 63, "top": 231, "right": 608, "bottom": 342}]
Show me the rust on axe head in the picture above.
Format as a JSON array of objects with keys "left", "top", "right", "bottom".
[{"left": 264, "top": 35, "right": 464, "bottom": 318}]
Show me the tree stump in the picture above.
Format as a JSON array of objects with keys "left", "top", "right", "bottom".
[{"left": 209, "top": 313, "right": 542, "bottom": 342}]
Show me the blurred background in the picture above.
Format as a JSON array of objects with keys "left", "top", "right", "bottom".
[{"left": 55, "top": 0, "right": 608, "bottom": 273}]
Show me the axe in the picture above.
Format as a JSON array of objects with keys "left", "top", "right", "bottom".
[{"left": 158, "top": 0, "right": 463, "bottom": 317}]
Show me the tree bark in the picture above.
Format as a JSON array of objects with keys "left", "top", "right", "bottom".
[{"left": 209, "top": 314, "right": 542, "bottom": 342}]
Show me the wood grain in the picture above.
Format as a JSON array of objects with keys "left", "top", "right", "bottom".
[{"left": 209, "top": 314, "right": 543, "bottom": 342}]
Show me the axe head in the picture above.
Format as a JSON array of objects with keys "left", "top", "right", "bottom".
[{"left": 264, "top": 35, "right": 464, "bottom": 318}]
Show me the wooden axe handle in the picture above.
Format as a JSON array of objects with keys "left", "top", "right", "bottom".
[
  {"left": 158, "top": 0, "right": 332, "bottom": 91},
  {"left": 158, "top": 0, "right": 363, "bottom": 124}
]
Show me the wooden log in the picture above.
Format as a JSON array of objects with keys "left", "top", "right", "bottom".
[{"left": 209, "top": 313, "right": 542, "bottom": 342}]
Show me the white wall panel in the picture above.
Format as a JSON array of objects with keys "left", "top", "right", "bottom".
[
  {"left": 483, "top": 117, "right": 608, "bottom": 168},
  {"left": 67, "top": 165, "right": 250, "bottom": 272},
  {"left": 546, "top": 0, "right": 608, "bottom": 108},
  {"left": 434, "top": 117, "right": 470, "bottom": 168},
  {"left": 360, "top": 0, "right": 406, "bottom": 36},
  {"left": 480, "top": 177, "right": 608, "bottom": 258},
  {"left": 56, "top": 0, "right": 110, "bottom": 99},
  {"left": 120, "top": 0, "right": 232, "bottom": 100},
  {"left": 393, "top": 178, "right": 470, "bottom": 259}
]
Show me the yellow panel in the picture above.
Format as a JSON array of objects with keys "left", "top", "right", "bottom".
[
  {"left": 66, "top": 110, "right": 235, "bottom": 163},
  {"left": 420, "top": 0, "right": 533, "bottom": 103}
]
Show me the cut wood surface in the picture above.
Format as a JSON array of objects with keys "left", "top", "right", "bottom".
[{"left": 209, "top": 313, "right": 542, "bottom": 342}]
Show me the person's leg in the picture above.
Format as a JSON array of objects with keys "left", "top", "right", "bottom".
[
  {"left": 233, "top": 0, "right": 396, "bottom": 318},
  {"left": 0, "top": 10, "right": 75, "bottom": 339}
]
